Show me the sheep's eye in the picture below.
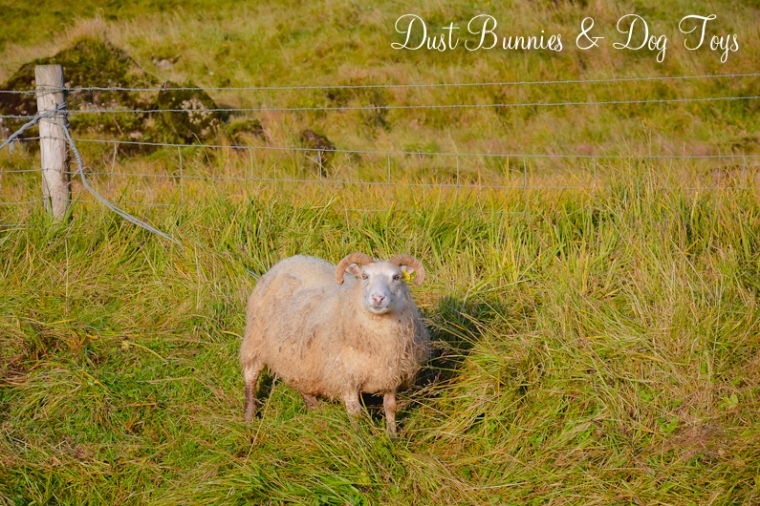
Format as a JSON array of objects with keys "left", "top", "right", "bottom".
[
  {"left": 393, "top": 274, "right": 400, "bottom": 281},
  {"left": 361, "top": 273, "right": 368, "bottom": 280}
]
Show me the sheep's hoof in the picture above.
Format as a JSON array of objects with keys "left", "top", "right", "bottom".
[
  {"left": 301, "top": 393, "right": 319, "bottom": 410},
  {"left": 244, "top": 402, "right": 258, "bottom": 422}
]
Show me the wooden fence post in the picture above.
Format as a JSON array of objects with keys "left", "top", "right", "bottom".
[{"left": 35, "top": 65, "right": 70, "bottom": 220}]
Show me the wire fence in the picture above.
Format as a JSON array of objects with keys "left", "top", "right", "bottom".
[
  {"left": 9, "top": 134, "right": 760, "bottom": 159},
  {"left": 3, "top": 71, "right": 759, "bottom": 94},
  {"left": 3, "top": 95, "right": 760, "bottom": 120},
  {"left": 3, "top": 139, "right": 757, "bottom": 213},
  {"left": 2, "top": 72, "right": 759, "bottom": 225}
]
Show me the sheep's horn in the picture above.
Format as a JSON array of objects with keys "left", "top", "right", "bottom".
[
  {"left": 389, "top": 255, "right": 425, "bottom": 285},
  {"left": 335, "top": 252, "right": 375, "bottom": 284}
]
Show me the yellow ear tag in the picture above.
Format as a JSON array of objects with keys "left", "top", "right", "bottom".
[{"left": 402, "top": 270, "right": 413, "bottom": 282}]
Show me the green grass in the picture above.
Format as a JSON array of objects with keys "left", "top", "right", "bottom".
[
  {"left": 2, "top": 0, "right": 760, "bottom": 504},
  {"left": 2, "top": 176, "right": 760, "bottom": 504}
]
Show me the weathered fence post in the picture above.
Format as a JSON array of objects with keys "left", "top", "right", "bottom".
[{"left": 35, "top": 64, "right": 70, "bottom": 220}]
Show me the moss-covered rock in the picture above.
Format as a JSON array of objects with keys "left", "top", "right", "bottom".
[
  {"left": 0, "top": 36, "right": 222, "bottom": 146},
  {"left": 224, "top": 118, "right": 265, "bottom": 146},
  {"left": 300, "top": 129, "right": 335, "bottom": 176},
  {"left": 151, "top": 82, "right": 221, "bottom": 144}
]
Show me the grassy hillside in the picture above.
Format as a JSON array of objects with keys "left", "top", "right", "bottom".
[
  {"left": 2, "top": 1, "right": 760, "bottom": 505},
  {"left": 1, "top": 0, "right": 759, "bottom": 160}
]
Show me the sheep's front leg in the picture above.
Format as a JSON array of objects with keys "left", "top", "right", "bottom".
[
  {"left": 342, "top": 390, "right": 363, "bottom": 428},
  {"left": 383, "top": 392, "right": 398, "bottom": 435},
  {"left": 243, "top": 362, "right": 265, "bottom": 422}
]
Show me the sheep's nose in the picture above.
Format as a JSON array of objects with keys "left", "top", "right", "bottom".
[{"left": 372, "top": 294, "right": 386, "bottom": 305}]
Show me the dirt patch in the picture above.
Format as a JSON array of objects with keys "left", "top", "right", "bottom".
[{"left": 663, "top": 423, "right": 729, "bottom": 462}]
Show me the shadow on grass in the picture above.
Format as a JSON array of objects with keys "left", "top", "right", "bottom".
[
  {"left": 423, "top": 293, "right": 519, "bottom": 384},
  {"left": 366, "top": 294, "right": 512, "bottom": 429}
]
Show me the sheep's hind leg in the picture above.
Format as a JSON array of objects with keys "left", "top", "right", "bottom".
[
  {"left": 383, "top": 392, "right": 398, "bottom": 436},
  {"left": 243, "top": 361, "right": 265, "bottom": 422},
  {"left": 300, "top": 393, "right": 319, "bottom": 409}
]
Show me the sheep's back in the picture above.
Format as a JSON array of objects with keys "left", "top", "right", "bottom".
[
  {"left": 260, "top": 255, "right": 335, "bottom": 290},
  {"left": 245, "top": 256, "right": 334, "bottom": 320}
]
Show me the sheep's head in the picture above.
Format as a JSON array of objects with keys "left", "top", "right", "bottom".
[{"left": 336, "top": 253, "right": 425, "bottom": 315}]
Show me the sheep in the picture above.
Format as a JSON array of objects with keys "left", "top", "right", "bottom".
[{"left": 239, "top": 252, "right": 430, "bottom": 434}]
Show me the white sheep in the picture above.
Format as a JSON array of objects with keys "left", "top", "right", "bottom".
[{"left": 239, "top": 252, "right": 430, "bottom": 433}]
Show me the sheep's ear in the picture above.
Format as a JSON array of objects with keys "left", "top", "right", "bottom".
[
  {"left": 400, "top": 265, "right": 415, "bottom": 283},
  {"left": 346, "top": 263, "right": 363, "bottom": 278},
  {"left": 389, "top": 254, "right": 425, "bottom": 285}
]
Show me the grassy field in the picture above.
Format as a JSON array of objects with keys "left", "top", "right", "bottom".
[
  {"left": 2, "top": 1, "right": 760, "bottom": 505},
  {"left": 2, "top": 180, "right": 760, "bottom": 505}
]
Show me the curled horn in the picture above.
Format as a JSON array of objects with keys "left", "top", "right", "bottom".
[
  {"left": 335, "top": 252, "right": 375, "bottom": 284},
  {"left": 389, "top": 254, "right": 425, "bottom": 285}
]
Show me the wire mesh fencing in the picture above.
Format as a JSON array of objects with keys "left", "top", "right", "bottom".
[{"left": 1, "top": 72, "right": 759, "bottom": 217}]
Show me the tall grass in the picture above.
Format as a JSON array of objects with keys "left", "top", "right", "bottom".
[{"left": 2, "top": 168, "right": 760, "bottom": 504}]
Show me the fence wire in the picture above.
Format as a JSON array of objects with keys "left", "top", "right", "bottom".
[
  {"left": 4, "top": 71, "right": 759, "bottom": 95},
  {"left": 3, "top": 94, "right": 760, "bottom": 120},
  {"left": 6, "top": 135, "right": 760, "bottom": 160},
  {"left": 2, "top": 77, "right": 759, "bottom": 218}
]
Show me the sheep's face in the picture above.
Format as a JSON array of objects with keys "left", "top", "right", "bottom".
[{"left": 347, "top": 262, "right": 410, "bottom": 315}]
